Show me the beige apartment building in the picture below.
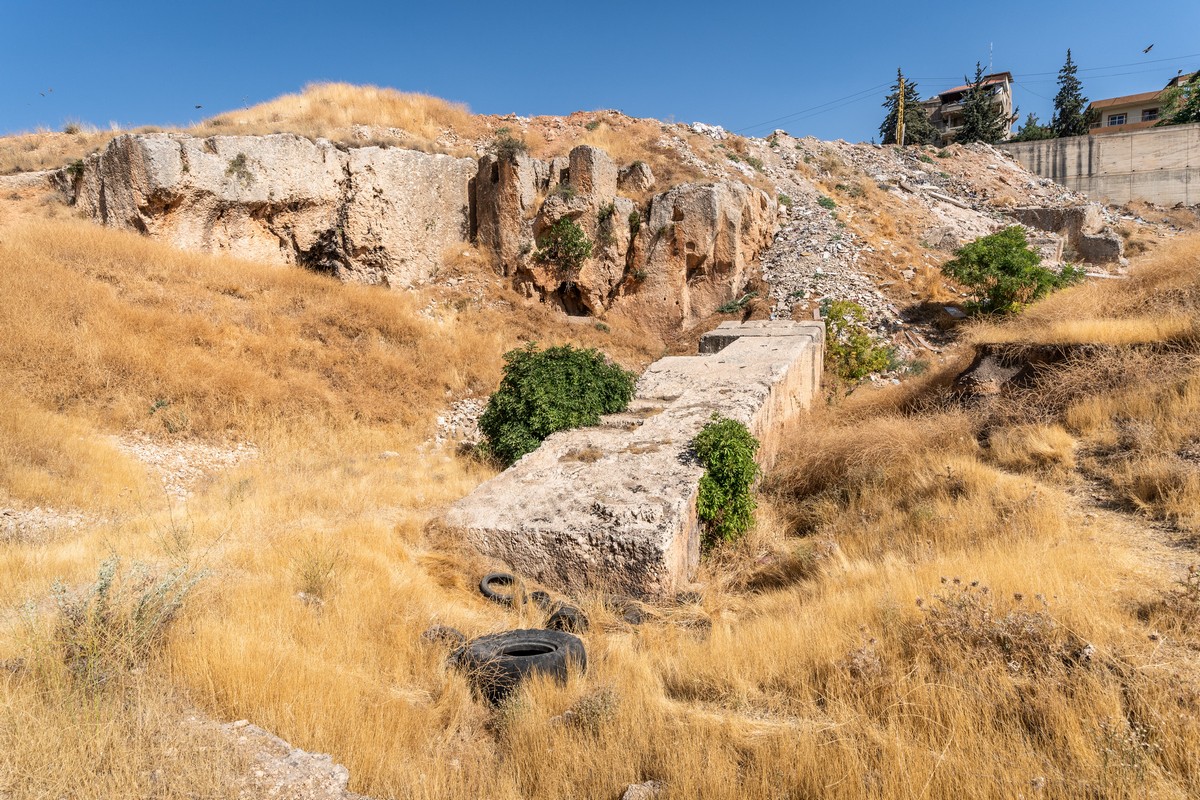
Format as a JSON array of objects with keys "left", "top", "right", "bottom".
[
  {"left": 922, "top": 71, "right": 1016, "bottom": 145},
  {"left": 1088, "top": 71, "right": 1197, "bottom": 135}
]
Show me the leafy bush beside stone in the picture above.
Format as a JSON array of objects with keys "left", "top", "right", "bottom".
[
  {"left": 693, "top": 414, "right": 760, "bottom": 546},
  {"left": 823, "top": 299, "right": 894, "bottom": 380},
  {"left": 534, "top": 218, "right": 593, "bottom": 275},
  {"left": 942, "top": 226, "right": 1084, "bottom": 314},
  {"left": 479, "top": 344, "right": 635, "bottom": 466}
]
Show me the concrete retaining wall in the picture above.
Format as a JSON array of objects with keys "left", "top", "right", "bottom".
[
  {"left": 443, "top": 321, "right": 824, "bottom": 598},
  {"left": 1000, "top": 123, "right": 1200, "bottom": 206}
]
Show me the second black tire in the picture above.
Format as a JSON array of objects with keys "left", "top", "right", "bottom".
[{"left": 454, "top": 628, "right": 586, "bottom": 703}]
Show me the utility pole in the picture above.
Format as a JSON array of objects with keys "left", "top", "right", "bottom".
[{"left": 896, "top": 75, "right": 906, "bottom": 146}]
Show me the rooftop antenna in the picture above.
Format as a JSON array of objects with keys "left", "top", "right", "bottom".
[{"left": 988, "top": 42, "right": 993, "bottom": 73}]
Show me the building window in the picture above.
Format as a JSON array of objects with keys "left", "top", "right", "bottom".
[
  {"left": 1108, "top": 113, "right": 1127, "bottom": 126},
  {"left": 1142, "top": 108, "right": 1159, "bottom": 122}
]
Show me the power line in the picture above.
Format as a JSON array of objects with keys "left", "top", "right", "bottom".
[{"left": 732, "top": 83, "right": 890, "bottom": 133}]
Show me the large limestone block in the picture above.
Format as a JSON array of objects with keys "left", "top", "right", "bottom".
[
  {"left": 635, "top": 181, "right": 777, "bottom": 324},
  {"left": 443, "top": 322, "right": 824, "bottom": 597},
  {"left": 70, "top": 133, "right": 475, "bottom": 285},
  {"left": 568, "top": 145, "right": 618, "bottom": 198}
]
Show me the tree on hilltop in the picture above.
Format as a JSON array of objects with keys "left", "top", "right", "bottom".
[
  {"left": 879, "top": 68, "right": 938, "bottom": 146},
  {"left": 1012, "top": 112, "right": 1055, "bottom": 141},
  {"left": 956, "top": 63, "right": 1010, "bottom": 144},
  {"left": 1157, "top": 70, "right": 1200, "bottom": 126},
  {"left": 1051, "top": 49, "right": 1092, "bottom": 137}
]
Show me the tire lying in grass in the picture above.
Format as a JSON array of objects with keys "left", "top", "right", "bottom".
[
  {"left": 545, "top": 603, "right": 589, "bottom": 633},
  {"left": 529, "top": 590, "right": 553, "bottom": 610},
  {"left": 479, "top": 572, "right": 523, "bottom": 606},
  {"left": 453, "top": 629, "right": 586, "bottom": 703}
]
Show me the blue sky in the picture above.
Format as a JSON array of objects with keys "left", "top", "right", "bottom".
[{"left": 2, "top": 0, "right": 1198, "bottom": 142}]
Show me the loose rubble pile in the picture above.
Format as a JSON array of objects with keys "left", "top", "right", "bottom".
[
  {"left": 0, "top": 505, "right": 91, "bottom": 544},
  {"left": 117, "top": 433, "right": 257, "bottom": 501}
]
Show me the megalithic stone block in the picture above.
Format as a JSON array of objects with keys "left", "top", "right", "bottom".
[{"left": 442, "top": 321, "right": 824, "bottom": 598}]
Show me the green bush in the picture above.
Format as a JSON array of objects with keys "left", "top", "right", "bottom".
[
  {"left": 628, "top": 209, "right": 642, "bottom": 236},
  {"left": 817, "top": 195, "right": 837, "bottom": 210},
  {"left": 941, "top": 226, "right": 1084, "bottom": 314},
  {"left": 534, "top": 218, "right": 593, "bottom": 275},
  {"left": 479, "top": 344, "right": 635, "bottom": 465},
  {"left": 823, "top": 299, "right": 894, "bottom": 380},
  {"left": 693, "top": 415, "right": 760, "bottom": 546},
  {"left": 777, "top": 193, "right": 793, "bottom": 208},
  {"left": 491, "top": 127, "right": 528, "bottom": 161}
]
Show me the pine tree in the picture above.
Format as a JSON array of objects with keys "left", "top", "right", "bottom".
[
  {"left": 879, "top": 68, "right": 938, "bottom": 146},
  {"left": 956, "top": 63, "right": 1010, "bottom": 144},
  {"left": 1051, "top": 49, "right": 1091, "bottom": 137},
  {"left": 1012, "top": 112, "right": 1055, "bottom": 142}
]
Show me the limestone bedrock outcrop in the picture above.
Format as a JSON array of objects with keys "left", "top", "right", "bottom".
[
  {"left": 67, "top": 135, "right": 778, "bottom": 325},
  {"left": 442, "top": 320, "right": 824, "bottom": 598},
  {"left": 69, "top": 132, "right": 476, "bottom": 286},
  {"left": 473, "top": 144, "right": 777, "bottom": 325}
]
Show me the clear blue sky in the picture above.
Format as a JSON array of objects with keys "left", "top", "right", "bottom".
[{"left": 2, "top": 0, "right": 1198, "bottom": 141}]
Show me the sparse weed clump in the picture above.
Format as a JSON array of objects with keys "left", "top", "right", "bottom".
[
  {"left": 479, "top": 343, "right": 635, "bottom": 466},
  {"left": 693, "top": 414, "right": 760, "bottom": 546},
  {"left": 46, "top": 556, "right": 203, "bottom": 690},
  {"left": 490, "top": 127, "right": 528, "bottom": 161},
  {"left": 817, "top": 195, "right": 837, "bottom": 210}
]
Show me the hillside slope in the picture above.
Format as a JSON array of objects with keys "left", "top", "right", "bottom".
[{"left": 2, "top": 86, "right": 1200, "bottom": 799}]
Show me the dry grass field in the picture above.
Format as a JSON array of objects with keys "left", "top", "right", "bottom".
[{"left": 2, "top": 189, "right": 1200, "bottom": 798}]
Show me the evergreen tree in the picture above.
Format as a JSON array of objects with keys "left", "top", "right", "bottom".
[
  {"left": 1051, "top": 49, "right": 1091, "bottom": 137},
  {"left": 1012, "top": 112, "right": 1055, "bottom": 142},
  {"left": 879, "top": 68, "right": 938, "bottom": 145},
  {"left": 956, "top": 63, "right": 1010, "bottom": 144},
  {"left": 1157, "top": 71, "right": 1200, "bottom": 126}
]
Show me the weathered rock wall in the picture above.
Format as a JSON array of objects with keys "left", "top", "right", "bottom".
[
  {"left": 66, "top": 135, "right": 779, "bottom": 326},
  {"left": 442, "top": 321, "right": 824, "bottom": 598},
  {"left": 69, "top": 133, "right": 477, "bottom": 286}
]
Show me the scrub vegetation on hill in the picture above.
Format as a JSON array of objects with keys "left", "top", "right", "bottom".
[{"left": 3, "top": 132, "right": 1200, "bottom": 798}]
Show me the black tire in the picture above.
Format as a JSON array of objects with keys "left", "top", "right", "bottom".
[
  {"left": 422, "top": 624, "right": 466, "bottom": 647},
  {"left": 455, "top": 629, "right": 586, "bottom": 703},
  {"left": 607, "top": 595, "right": 647, "bottom": 625},
  {"left": 529, "top": 590, "right": 553, "bottom": 610},
  {"left": 545, "top": 603, "right": 589, "bottom": 633},
  {"left": 480, "top": 572, "right": 523, "bottom": 606}
]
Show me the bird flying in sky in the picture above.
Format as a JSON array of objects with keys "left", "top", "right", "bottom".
[{"left": 1143, "top": 44, "right": 1154, "bottom": 53}]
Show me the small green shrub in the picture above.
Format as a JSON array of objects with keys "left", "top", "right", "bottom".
[
  {"left": 585, "top": 120, "right": 602, "bottom": 131},
  {"left": 693, "top": 415, "right": 760, "bottom": 546},
  {"left": 941, "top": 226, "right": 1084, "bottom": 314},
  {"left": 491, "top": 127, "right": 528, "bottom": 161},
  {"left": 554, "top": 183, "right": 577, "bottom": 200},
  {"left": 817, "top": 195, "right": 837, "bottom": 210},
  {"left": 918, "top": 153, "right": 935, "bottom": 164},
  {"left": 65, "top": 159, "right": 86, "bottom": 181},
  {"left": 777, "top": 193, "right": 793, "bottom": 208},
  {"left": 628, "top": 209, "right": 642, "bottom": 236},
  {"left": 225, "top": 152, "right": 253, "bottom": 183},
  {"left": 479, "top": 344, "right": 636, "bottom": 465},
  {"left": 717, "top": 292, "right": 758, "bottom": 314},
  {"left": 822, "top": 299, "right": 894, "bottom": 380},
  {"left": 937, "top": 149, "right": 951, "bottom": 158},
  {"left": 535, "top": 218, "right": 593, "bottom": 275},
  {"left": 743, "top": 155, "right": 764, "bottom": 172}
]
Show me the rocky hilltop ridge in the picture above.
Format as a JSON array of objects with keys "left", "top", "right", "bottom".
[{"left": 44, "top": 101, "right": 1165, "bottom": 344}]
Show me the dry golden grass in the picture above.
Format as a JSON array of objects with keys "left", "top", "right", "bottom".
[{"left": 4, "top": 216, "right": 1200, "bottom": 798}]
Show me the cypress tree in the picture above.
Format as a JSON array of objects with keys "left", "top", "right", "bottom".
[
  {"left": 1051, "top": 49, "right": 1091, "bottom": 137},
  {"left": 879, "top": 68, "right": 938, "bottom": 145},
  {"left": 956, "top": 63, "right": 1010, "bottom": 144}
]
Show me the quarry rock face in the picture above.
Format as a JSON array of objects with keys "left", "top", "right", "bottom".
[
  {"left": 471, "top": 143, "right": 778, "bottom": 324},
  {"left": 72, "top": 134, "right": 779, "bottom": 327},
  {"left": 70, "top": 133, "right": 476, "bottom": 286},
  {"left": 442, "top": 321, "right": 824, "bottom": 598},
  {"left": 1008, "top": 204, "right": 1125, "bottom": 264}
]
